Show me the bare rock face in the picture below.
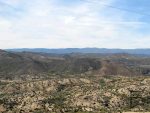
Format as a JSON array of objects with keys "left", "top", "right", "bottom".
[
  {"left": 141, "top": 78, "right": 150, "bottom": 84},
  {"left": 80, "top": 78, "right": 91, "bottom": 84},
  {"left": 30, "top": 102, "right": 42, "bottom": 110},
  {"left": 118, "top": 88, "right": 130, "bottom": 96},
  {"left": 0, "top": 105, "right": 6, "bottom": 112}
]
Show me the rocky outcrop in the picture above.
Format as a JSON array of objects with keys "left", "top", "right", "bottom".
[{"left": 0, "top": 76, "right": 150, "bottom": 112}]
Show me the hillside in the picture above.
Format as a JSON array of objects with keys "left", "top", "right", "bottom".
[
  {"left": 0, "top": 50, "right": 102, "bottom": 79},
  {"left": 0, "top": 50, "right": 51, "bottom": 79},
  {"left": 0, "top": 76, "right": 150, "bottom": 112},
  {"left": 1, "top": 50, "right": 150, "bottom": 112},
  {"left": 0, "top": 50, "right": 150, "bottom": 80}
]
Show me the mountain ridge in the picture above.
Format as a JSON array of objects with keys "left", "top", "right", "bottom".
[{"left": 5, "top": 48, "right": 150, "bottom": 55}]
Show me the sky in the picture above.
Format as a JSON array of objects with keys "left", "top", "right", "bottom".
[{"left": 0, "top": 0, "right": 150, "bottom": 49}]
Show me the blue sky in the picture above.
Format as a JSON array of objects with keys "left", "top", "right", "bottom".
[{"left": 0, "top": 0, "right": 150, "bottom": 49}]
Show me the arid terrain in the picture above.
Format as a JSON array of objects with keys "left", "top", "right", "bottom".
[
  {"left": 1, "top": 0, "right": 150, "bottom": 112},
  {"left": 0, "top": 49, "right": 150, "bottom": 113},
  {"left": 0, "top": 76, "right": 150, "bottom": 113}
]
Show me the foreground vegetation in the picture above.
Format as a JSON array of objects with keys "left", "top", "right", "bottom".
[{"left": 0, "top": 75, "right": 150, "bottom": 113}]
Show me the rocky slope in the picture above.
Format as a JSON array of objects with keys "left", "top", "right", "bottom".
[{"left": 0, "top": 75, "right": 150, "bottom": 112}]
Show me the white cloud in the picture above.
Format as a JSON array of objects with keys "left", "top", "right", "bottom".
[{"left": 0, "top": 0, "right": 148, "bottom": 49}]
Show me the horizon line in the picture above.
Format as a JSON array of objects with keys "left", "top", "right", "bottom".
[{"left": 3, "top": 47, "right": 150, "bottom": 50}]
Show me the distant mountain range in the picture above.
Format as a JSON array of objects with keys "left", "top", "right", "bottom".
[{"left": 5, "top": 48, "right": 150, "bottom": 55}]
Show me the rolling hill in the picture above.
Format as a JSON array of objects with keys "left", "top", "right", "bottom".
[{"left": 0, "top": 49, "right": 150, "bottom": 79}]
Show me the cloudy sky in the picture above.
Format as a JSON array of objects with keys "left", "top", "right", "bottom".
[{"left": 0, "top": 0, "right": 150, "bottom": 49}]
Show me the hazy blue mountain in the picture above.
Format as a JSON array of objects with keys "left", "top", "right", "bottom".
[{"left": 5, "top": 48, "right": 150, "bottom": 55}]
